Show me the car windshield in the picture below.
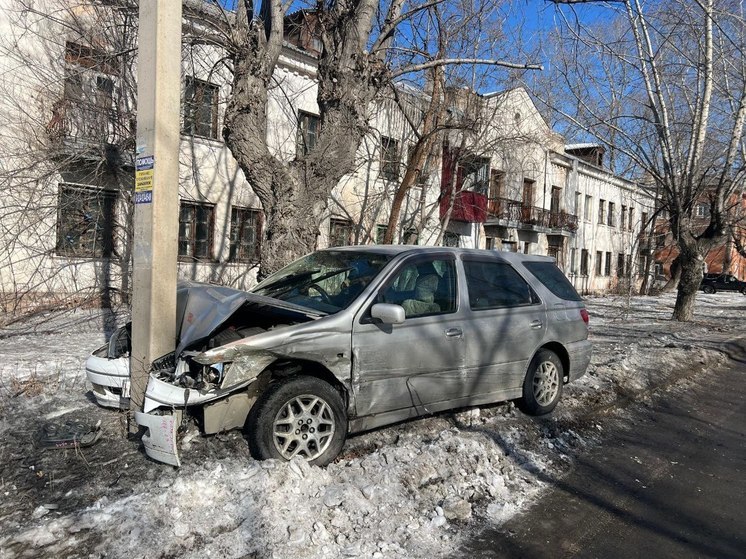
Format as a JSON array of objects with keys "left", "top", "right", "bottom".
[{"left": 253, "top": 250, "right": 394, "bottom": 314}]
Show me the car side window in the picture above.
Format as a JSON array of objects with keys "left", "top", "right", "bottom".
[
  {"left": 464, "top": 260, "right": 536, "bottom": 309},
  {"left": 380, "top": 258, "right": 457, "bottom": 318}
]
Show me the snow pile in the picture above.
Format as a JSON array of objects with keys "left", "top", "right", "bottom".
[{"left": 1, "top": 292, "right": 744, "bottom": 558}]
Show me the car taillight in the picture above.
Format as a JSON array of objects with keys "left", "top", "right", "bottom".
[{"left": 580, "top": 308, "right": 590, "bottom": 325}]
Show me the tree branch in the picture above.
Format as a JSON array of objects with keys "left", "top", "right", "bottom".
[{"left": 393, "top": 58, "right": 542, "bottom": 78}]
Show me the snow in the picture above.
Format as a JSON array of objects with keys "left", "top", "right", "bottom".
[{"left": 0, "top": 292, "right": 744, "bottom": 558}]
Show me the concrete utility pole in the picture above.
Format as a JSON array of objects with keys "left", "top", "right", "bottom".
[{"left": 129, "top": 0, "right": 182, "bottom": 429}]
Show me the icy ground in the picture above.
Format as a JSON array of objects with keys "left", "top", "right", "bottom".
[{"left": 0, "top": 292, "right": 744, "bottom": 559}]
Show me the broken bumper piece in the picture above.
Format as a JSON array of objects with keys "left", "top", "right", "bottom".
[
  {"left": 135, "top": 410, "right": 183, "bottom": 467},
  {"left": 85, "top": 348, "right": 130, "bottom": 409}
]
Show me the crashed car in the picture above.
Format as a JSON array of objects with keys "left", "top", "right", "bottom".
[{"left": 86, "top": 247, "right": 592, "bottom": 467}]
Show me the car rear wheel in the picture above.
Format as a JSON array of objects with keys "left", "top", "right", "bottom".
[
  {"left": 519, "top": 349, "right": 563, "bottom": 415},
  {"left": 246, "top": 375, "right": 347, "bottom": 466},
  {"left": 703, "top": 285, "right": 716, "bottom": 294}
]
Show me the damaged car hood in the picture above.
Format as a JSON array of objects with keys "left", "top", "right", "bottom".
[{"left": 174, "top": 282, "right": 323, "bottom": 355}]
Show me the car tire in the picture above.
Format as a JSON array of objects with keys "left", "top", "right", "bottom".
[
  {"left": 519, "top": 349, "right": 564, "bottom": 415},
  {"left": 703, "top": 285, "right": 716, "bottom": 294},
  {"left": 246, "top": 375, "right": 347, "bottom": 466}
]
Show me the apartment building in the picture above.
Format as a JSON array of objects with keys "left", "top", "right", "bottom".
[{"left": 0, "top": 0, "right": 652, "bottom": 308}]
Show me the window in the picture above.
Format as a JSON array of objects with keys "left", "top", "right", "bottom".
[
  {"left": 617, "top": 253, "right": 626, "bottom": 277},
  {"left": 229, "top": 207, "right": 262, "bottom": 262},
  {"left": 297, "top": 111, "right": 319, "bottom": 156},
  {"left": 442, "top": 231, "right": 460, "bottom": 247},
  {"left": 694, "top": 203, "right": 710, "bottom": 218},
  {"left": 61, "top": 43, "right": 117, "bottom": 141},
  {"left": 403, "top": 228, "right": 419, "bottom": 245},
  {"left": 580, "top": 249, "right": 589, "bottom": 275},
  {"left": 524, "top": 261, "right": 582, "bottom": 302},
  {"left": 570, "top": 248, "right": 577, "bottom": 274},
  {"left": 490, "top": 170, "right": 506, "bottom": 200},
  {"left": 608, "top": 202, "right": 616, "bottom": 227},
  {"left": 179, "top": 202, "right": 214, "bottom": 260},
  {"left": 522, "top": 178, "right": 535, "bottom": 207},
  {"left": 502, "top": 241, "right": 518, "bottom": 253},
  {"left": 628, "top": 207, "right": 634, "bottom": 231},
  {"left": 329, "top": 218, "right": 353, "bottom": 247},
  {"left": 550, "top": 186, "right": 562, "bottom": 215},
  {"left": 464, "top": 260, "right": 538, "bottom": 309},
  {"left": 380, "top": 258, "right": 457, "bottom": 318},
  {"left": 380, "top": 136, "right": 400, "bottom": 180},
  {"left": 620, "top": 205, "right": 627, "bottom": 230},
  {"left": 575, "top": 192, "right": 582, "bottom": 215},
  {"left": 641, "top": 212, "right": 649, "bottom": 232},
  {"left": 638, "top": 254, "right": 647, "bottom": 277},
  {"left": 605, "top": 252, "right": 612, "bottom": 276},
  {"left": 584, "top": 195, "right": 592, "bottom": 221},
  {"left": 184, "top": 77, "right": 219, "bottom": 139},
  {"left": 56, "top": 184, "right": 115, "bottom": 258},
  {"left": 595, "top": 251, "right": 603, "bottom": 275},
  {"left": 375, "top": 224, "right": 388, "bottom": 244},
  {"left": 598, "top": 199, "right": 606, "bottom": 224}
]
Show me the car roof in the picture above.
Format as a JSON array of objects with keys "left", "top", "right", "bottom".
[{"left": 323, "top": 245, "right": 556, "bottom": 264}]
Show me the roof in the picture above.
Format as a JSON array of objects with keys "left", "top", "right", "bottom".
[{"left": 321, "top": 245, "right": 554, "bottom": 263}]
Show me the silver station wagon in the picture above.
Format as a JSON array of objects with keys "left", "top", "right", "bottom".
[{"left": 87, "top": 246, "right": 592, "bottom": 466}]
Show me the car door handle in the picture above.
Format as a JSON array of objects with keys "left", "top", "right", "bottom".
[
  {"left": 445, "top": 328, "right": 463, "bottom": 338},
  {"left": 530, "top": 320, "right": 543, "bottom": 330}
]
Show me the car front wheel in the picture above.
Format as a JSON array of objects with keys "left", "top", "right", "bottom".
[
  {"left": 246, "top": 375, "right": 347, "bottom": 466},
  {"left": 703, "top": 285, "right": 716, "bottom": 294},
  {"left": 519, "top": 349, "right": 563, "bottom": 415}
]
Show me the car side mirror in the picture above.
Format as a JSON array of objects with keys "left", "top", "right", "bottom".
[{"left": 371, "top": 303, "right": 406, "bottom": 325}]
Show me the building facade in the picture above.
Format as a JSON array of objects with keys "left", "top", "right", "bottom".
[{"left": 0, "top": 0, "right": 652, "bottom": 310}]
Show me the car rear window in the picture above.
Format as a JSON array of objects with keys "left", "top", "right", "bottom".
[{"left": 523, "top": 261, "right": 582, "bottom": 302}]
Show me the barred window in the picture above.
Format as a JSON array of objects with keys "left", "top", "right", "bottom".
[
  {"left": 184, "top": 77, "right": 219, "bottom": 139},
  {"left": 297, "top": 111, "right": 320, "bottom": 156},
  {"left": 329, "top": 218, "right": 353, "bottom": 247},
  {"left": 229, "top": 207, "right": 262, "bottom": 262},
  {"left": 380, "top": 136, "right": 400, "bottom": 181},
  {"left": 56, "top": 184, "right": 116, "bottom": 258},
  {"left": 179, "top": 202, "right": 214, "bottom": 260}
]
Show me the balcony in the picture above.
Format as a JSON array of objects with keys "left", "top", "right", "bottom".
[
  {"left": 440, "top": 190, "right": 488, "bottom": 223},
  {"left": 487, "top": 197, "right": 578, "bottom": 233},
  {"left": 47, "top": 99, "right": 134, "bottom": 161}
]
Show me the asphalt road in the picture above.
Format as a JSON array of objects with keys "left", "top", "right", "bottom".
[{"left": 460, "top": 338, "right": 746, "bottom": 559}]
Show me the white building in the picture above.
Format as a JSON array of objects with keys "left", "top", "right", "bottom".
[{"left": 0, "top": 0, "right": 651, "bottom": 309}]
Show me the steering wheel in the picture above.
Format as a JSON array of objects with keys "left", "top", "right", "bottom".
[{"left": 307, "top": 283, "right": 332, "bottom": 304}]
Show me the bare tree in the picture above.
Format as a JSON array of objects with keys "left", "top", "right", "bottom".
[
  {"left": 538, "top": 0, "right": 746, "bottom": 321},
  {"left": 215, "top": 0, "right": 540, "bottom": 277},
  {"left": 0, "top": 0, "right": 138, "bottom": 323}
]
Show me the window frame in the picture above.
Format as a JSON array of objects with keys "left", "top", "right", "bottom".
[
  {"left": 296, "top": 110, "right": 320, "bottom": 156},
  {"left": 183, "top": 76, "right": 220, "bottom": 139},
  {"left": 463, "top": 258, "right": 541, "bottom": 310},
  {"left": 329, "top": 218, "right": 354, "bottom": 247},
  {"left": 55, "top": 183, "right": 116, "bottom": 259},
  {"left": 228, "top": 206, "right": 262, "bottom": 263},
  {"left": 178, "top": 201, "right": 215, "bottom": 261},
  {"left": 380, "top": 136, "right": 400, "bottom": 181},
  {"left": 376, "top": 254, "right": 458, "bottom": 319}
]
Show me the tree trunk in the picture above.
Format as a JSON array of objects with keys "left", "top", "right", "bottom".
[{"left": 672, "top": 239, "right": 704, "bottom": 321}]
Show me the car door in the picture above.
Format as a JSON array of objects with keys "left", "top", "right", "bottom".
[
  {"left": 459, "top": 257, "right": 547, "bottom": 399},
  {"left": 350, "top": 254, "right": 465, "bottom": 418}
]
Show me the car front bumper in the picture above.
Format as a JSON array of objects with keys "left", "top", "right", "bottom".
[
  {"left": 85, "top": 346, "right": 130, "bottom": 409},
  {"left": 134, "top": 410, "right": 183, "bottom": 467}
]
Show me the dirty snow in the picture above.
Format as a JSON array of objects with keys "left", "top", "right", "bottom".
[{"left": 0, "top": 292, "right": 744, "bottom": 558}]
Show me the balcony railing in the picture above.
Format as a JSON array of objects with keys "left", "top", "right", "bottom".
[
  {"left": 47, "top": 99, "right": 134, "bottom": 150},
  {"left": 487, "top": 197, "right": 578, "bottom": 232}
]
